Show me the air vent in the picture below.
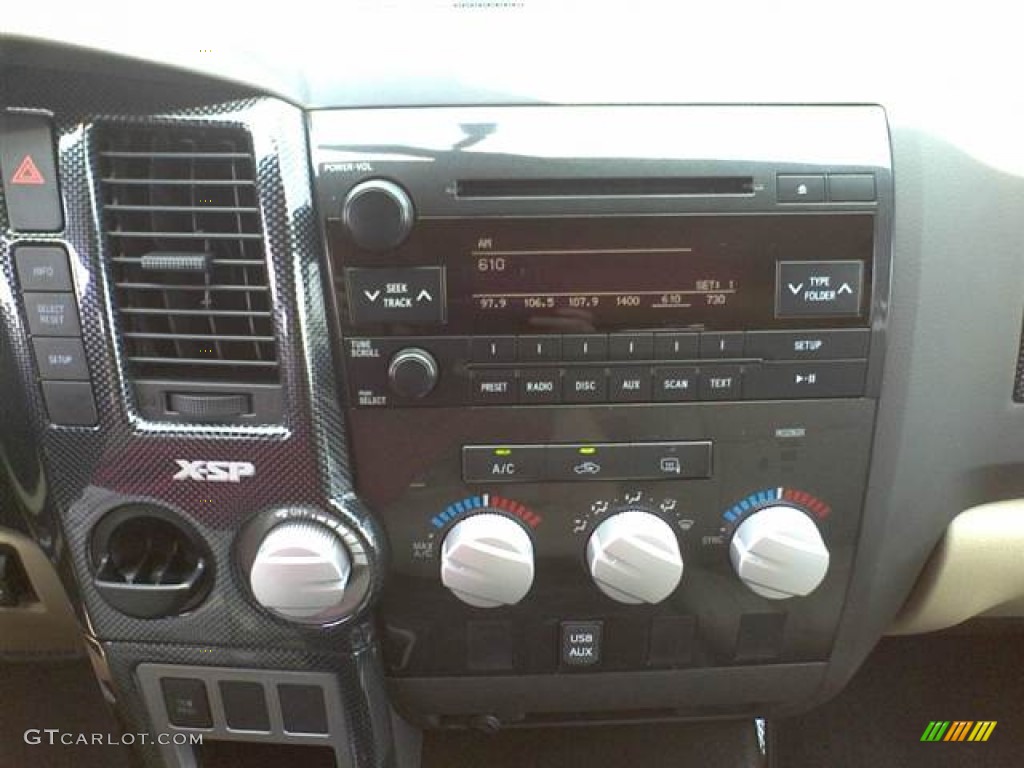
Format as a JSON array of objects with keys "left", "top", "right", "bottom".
[
  {"left": 96, "top": 123, "right": 282, "bottom": 422},
  {"left": 90, "top": 505, "right": 213, "bottom": 618}
]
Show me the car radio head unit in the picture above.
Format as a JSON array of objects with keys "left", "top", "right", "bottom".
[{"left": 310, "top": 105, "right": 892, "bottom": 722}]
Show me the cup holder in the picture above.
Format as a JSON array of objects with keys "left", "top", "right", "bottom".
[{"left": 90, "top": 504, "right": 213, "bottom": 618}]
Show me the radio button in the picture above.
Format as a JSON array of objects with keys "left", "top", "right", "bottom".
[
  {"left": 609, "top": 367, "right": 651, "bottom": 403},
  {"left": 463, "top": 445, "right": 545, "bottom": 483},
  {"left": 700, "top": 332, "right": 744, "bottom": 359},
  {"left": 777, "top": 174, "right": 826, "bottom": 203},
  {"left": 745, "top": 360, "right": 867, "bottom": 399},
  {"left": 518, "top": 336, "right": 561, "bottom": 362},
  {"left": 776, "top": 261, "right": 864, "bottom": 318},
  {"left": 471, "top": 336, "right": 516, "bottom": 363},
  {"left": 654, "top": 333, "right": 699, "bottom": 360},
  {"left": 563, "top": 334, "right": 607, "bottom": 362},
  {"left": 519, "top": 368, "right": 561, "bottom": 404},
  {"left": 609, "top": 333, "right": 653, "bottom": 361},
  {"left": 653, "top": 366, "right": 699, "bottom": 402},
  {"left": 471, "top": 370, "right": 518, "bottom": 405},
  {"left": 563, "top": 368, "right": 607, "bottom": 403},
  {"left": 699, "top": 365, "right": 743, "bottom": 400},
  {"left": 745, "top": 329, "right": 870, "bottom": 360}
]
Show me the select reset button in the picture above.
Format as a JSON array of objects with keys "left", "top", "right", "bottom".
[{"left": 561, "top": 621, "right": 603, "bottom": 668}]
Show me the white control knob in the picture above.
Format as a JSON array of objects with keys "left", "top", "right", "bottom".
[
  {"left": 586, "top": 510, "right": 684, "bottom": 605},
  {"left": 730, "top": 505, "right": 830, "bottom": 600},
  {"left": 249, "top": 521, "right": 352, "bottom": 621},
  {"left": 440, "top": 513, "right": 535, "bottom": 608}
]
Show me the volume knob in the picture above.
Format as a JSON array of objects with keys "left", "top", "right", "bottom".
[{"left": 342, "top": 179, "right": 415, "bottom": 252}]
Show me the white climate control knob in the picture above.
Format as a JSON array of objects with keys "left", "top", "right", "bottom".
[
  {"left": 249, "top": 521, "right": 352, "bottom": 621},
  {"left": 440, "top": 513, "right": 535, "bottom": 608},
  {"left": 730, "top": 505, "right": 830, "bottom": 600},
  {"left": 586, "top": 510, "right": 684, "bottom": 605}
]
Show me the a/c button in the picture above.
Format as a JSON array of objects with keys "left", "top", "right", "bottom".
[{"left": 463, "top": 445, "right": 545, "bottom": 483}]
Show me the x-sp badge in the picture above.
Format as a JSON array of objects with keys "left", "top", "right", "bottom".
[{"left": 173, "top": 460, "right": 255, "bottom": 483}]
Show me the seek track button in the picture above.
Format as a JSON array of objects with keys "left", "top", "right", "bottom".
[{"left": 347, "top": 267, "right": 445, "bottom": 326}]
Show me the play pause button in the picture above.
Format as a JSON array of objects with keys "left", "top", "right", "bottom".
[{"left": 745, "top": 361, "right": 867, "bottom": 399}]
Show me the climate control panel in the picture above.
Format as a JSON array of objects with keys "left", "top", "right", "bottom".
[{"left": 352, "top": 399, "right": 874, "bottom": 685}]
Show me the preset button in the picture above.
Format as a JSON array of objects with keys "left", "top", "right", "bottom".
[{"left": 471, "top": 371, "right": 517, "bottom": 405}]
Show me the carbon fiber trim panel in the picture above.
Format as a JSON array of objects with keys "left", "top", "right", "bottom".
[{"left": 2, "top": 69, "right": 393, "bottom": 767}]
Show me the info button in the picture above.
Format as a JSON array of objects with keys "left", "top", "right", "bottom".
[{"left": 463, "top": 445, "right": 545, "bottom": 484}]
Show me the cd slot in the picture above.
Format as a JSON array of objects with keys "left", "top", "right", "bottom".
[{"left": 456, "top": 177, "right": 755, "bottom": 199}]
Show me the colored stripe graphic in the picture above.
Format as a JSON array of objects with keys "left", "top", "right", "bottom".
[
  {"left": 921, "top": 720, "right": 996, "bottom": 742},
  {"left": 944, "top": 721, "right": 973, "bottom": 741},
  {"left": 921, "top": 721, "right": 950, "bottom": 741},
  {"left": 968, "top": 722, "right": 997, "bottom": 742}
]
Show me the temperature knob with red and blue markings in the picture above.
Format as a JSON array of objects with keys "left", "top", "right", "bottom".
[
  {"left": 724, "top": 487, "right": 831, "bottom": 600},
  {"left": 435, "top": 494, "right": 540, "bottom": 609}
]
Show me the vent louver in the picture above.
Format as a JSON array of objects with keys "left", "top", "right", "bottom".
[{"left": 97, "top": 124, "right": 278, "bottom": 385}]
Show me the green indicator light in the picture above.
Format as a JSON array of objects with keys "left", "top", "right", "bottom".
[
  {"left": 578, "top": 447, "right": 597, "bottom": 455},
  {"left": 493, "top": 448, "right": 512, "bottom": 457}
]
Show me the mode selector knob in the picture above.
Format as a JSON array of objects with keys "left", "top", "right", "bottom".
[
  {"left": 249, "top": 520, "right": 352, "bottom": 621},
  {"left": 388, "top": 348, "right": 438, "bottom": 399},
  {"left": 440, "top": 513, "right": 535, "bottom": 608},
  {"left": 730, "top": 505, "right": 830, "bottom": 600},
  {"left": 586, "top": 509, "right": 684, "bottom": 605},
  {"left": 342, "top": 179, "right": 415, "bottom": 252}
]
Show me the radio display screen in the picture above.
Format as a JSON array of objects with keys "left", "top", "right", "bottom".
[
  {"left": 468, "top": 247, "right": 749, "bottom": 333},
  {"left": 332, "top": 214, "right": 874, "bottom": 333}
]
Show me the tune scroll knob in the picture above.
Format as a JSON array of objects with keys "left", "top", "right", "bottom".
[
  {"left": 440, "top": 513, "right": 535, "bottom": 608},
  {"left": 729, "top": 504, "right": 830, "bottom": 600},
  {"left": 342, "top": 178, "right": 415, "bottom": 252},
  {"left": 586, "top": 509, "right": 684, "bottom": 605},
  {"left": 388, "top": 347, "right": 439, "bottom": 399},
  {"left": 249, "top": 520, "right": 352, "bottom": 621}
]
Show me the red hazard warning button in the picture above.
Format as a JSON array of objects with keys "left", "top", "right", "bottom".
[
  {"left": 11, "top": 155, "right": 46, "bottom": 186},
  {"left": 1, "top": 112, "right": 63, "bottom": 231}
]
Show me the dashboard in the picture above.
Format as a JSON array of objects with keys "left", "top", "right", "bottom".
[{"left": 1, "top": 11, "right": 1023, "bottom": 768}]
